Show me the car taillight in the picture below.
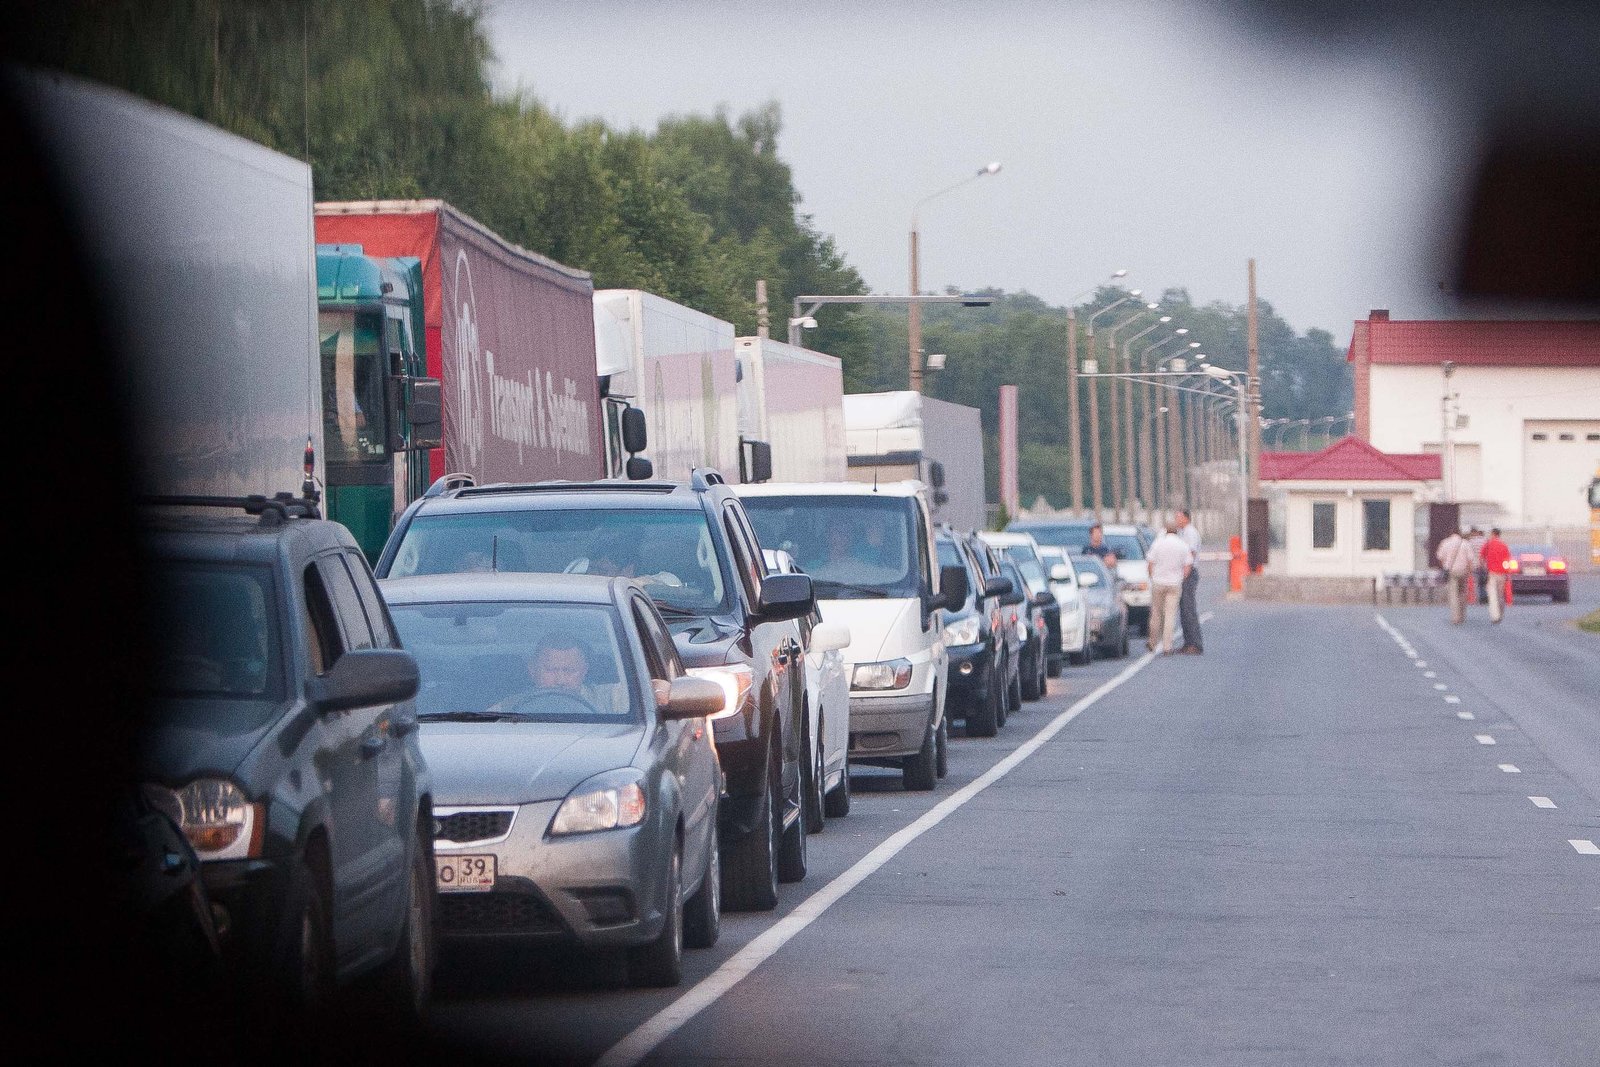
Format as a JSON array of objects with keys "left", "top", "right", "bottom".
[
  {"left": 1505, "top": 559, "right": 1520, "bottom": 572},
  {"left": 1549, "top": 559, "right": 1567, "bottom": 572}
]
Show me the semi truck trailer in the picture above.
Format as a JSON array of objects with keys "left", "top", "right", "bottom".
[
  {"left": 735, "top": 336, "right": 846, "bottom": 483},
  {"left": 844, "top": 391, "right": 987, "bottom": 531}
]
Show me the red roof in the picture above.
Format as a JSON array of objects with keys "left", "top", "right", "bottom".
[
  {"left": 1346, "top": 314, "right": 1600, "bottom": 367},
  {"left": 1260, "top": 436, "right": 1441, "bottom": 482}
]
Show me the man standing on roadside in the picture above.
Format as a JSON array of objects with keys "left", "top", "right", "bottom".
[
  {"left": 1467, "top": 526, "right": 1488, "bottom": 603},
  {"left": 1146, "top": 522, "right": 1193, "bottom": 655},
  {"left": 1436, "top": 525, "right": 1475, "bottom": 624},
  {"left": 1175, "top": 508, "right": 1204, "bottom": 654},
  {"left": 1480, "top": 527, "right": 1512, "bottom": 623}
]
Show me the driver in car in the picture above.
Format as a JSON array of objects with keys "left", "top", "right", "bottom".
[{"left": 493, "top": 635, "right": 625, "bottom": 715}]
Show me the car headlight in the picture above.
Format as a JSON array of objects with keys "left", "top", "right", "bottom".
[
  {"left": 550, "top": 770, "right": 647, "bottom": 835},
  {"left": 686, "top": 663, "right": 754, "bottom": 720},
  {"left": 852, "top": 658, "right": 913, "bottom": 690},
  {"left": 942, "top": 615, "right": 982, "bottom": 646},
  {"left": 143, "top": 779, "right": 262, "bottom": 861}
]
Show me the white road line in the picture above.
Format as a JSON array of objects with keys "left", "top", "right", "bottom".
[
  {"left": 1433, "top": 683, "right": 1448, "bottom": 690},
  {"left": 1414, "top": 661, "right": 1427, "bottom": 668},
  {"left": 1498, "top": 764, "right": 1521, "bottom": 773},
  {"left": 1424, "top": 671, "right": 1437, "bottom": 678},
  {"left": 1528, "top": 796, "right": 1557, "bottom": 809},
  {"left": 1457, "top": 711, "right": 1475, "bottom": 720},
  {"left": 1475, "top": 734, "right": 1497, "bottom": 745},
  {"left": 1444, "top": 695, "right": 1462, "bottom": 704},
  {"left": 592, "top": 647, "right": 1161, "bottom": 1067},
  {"left": 1570, "top": 840, "right": 1600, "bottom": 856}
]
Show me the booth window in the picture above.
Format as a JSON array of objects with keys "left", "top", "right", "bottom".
[
  {"left": 1362, "top": 499, "right": 1391, "bottom": 551},
  {"left": 1312, "top": 502, "right": 1337, "bottom": 549}
]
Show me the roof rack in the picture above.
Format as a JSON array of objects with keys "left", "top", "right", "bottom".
[
  {"left": 425, "top": 472, "right": 477, "bottom": 498},
  {"left": 689, "top": 468, "right": 727, "bottom": 491},
  {"left": 456, "top": 479, "right": 681, "bottom": 497},
  {"left": 139, "top": 492, "right": 322, "bottom": 525}
]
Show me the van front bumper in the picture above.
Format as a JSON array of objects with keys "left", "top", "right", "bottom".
[{"left": 847, "top": 693, "right": 936, "bottom": 759}]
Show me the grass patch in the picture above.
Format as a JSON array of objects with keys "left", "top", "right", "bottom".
[{"left": 1580, "top": 609, "right": 1600, "bottom": 634}]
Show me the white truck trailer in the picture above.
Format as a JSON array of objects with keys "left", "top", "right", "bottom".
[
  {"left": 593, "top": 289, "right": 739, "bottom": 482},
  {"left": 844, "top": 391, "right": 987, "bottom": 531},
  {"left": 734, "top": 336, "right": 846, "bottom": 484},
  {"left": 19, "top": 70, "right": 322, "bottom": 499}
]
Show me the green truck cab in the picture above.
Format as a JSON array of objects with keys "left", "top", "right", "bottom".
[{"left": 315, "top": 245, "right": 442, "bottom": 560}]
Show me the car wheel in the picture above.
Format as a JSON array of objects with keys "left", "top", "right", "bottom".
[
  {"left": 966, "top": 674, "right": 998, "bottom": 737},
  {"left": 995, "top": 666, "right": 1009, "bottom": 728},
  {"left": 902, "top": 720, "right": 937, "bottom": 791},
  {"left": 372, "top": 828, "right": 434, "bottom": 1018},
  {"left": 1021, "top": 647, "right": 1043, "bottom": 701},
  {"left": 935, "top": 716, "right": 949, "bottom": 779},
  {"left": 628, "top": 845, "right": 684, "bottom": 987},
  {"left": 683, "top": 826, "right": 720, "bottom": 949},
  {"left": 721, "top": 754, "right": 780, "bottom": 912},
  {"left": 1069, "top": 646, "right": 1091, "bottom": 667},
  {"left": 823, "top": 762, "right": 851, "bottom": 818},
  {"left": 1046, "top": 654, "right": 1062, "bottom": 679},
  {"left": 777, "top": 742, "right": 808, "bottom": 884},
  {"left": 278, "top": 853, "right": 334, "bottom": 1010},
  {"left": 1553, "top": 589, "right": 1569, "bottom": 604},
  {"left": 801, "top": 711, "right": 825, "bottom": 835},
  {"left": 1007, "top": 665, "right": 1023, "bottom": 713},
  {"left": 1119, "top": 626, "right": 1130, "bottom": 658}
]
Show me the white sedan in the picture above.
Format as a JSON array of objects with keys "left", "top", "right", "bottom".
[{"left": 1037, "top": 544, "right": 1091, "bottom": 666}]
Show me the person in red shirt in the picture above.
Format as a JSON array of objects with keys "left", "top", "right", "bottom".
[{"left": 1479, "top": 527, "right": 1512, "bottom": 624}]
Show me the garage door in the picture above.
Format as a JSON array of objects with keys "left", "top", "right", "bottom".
[{"left": 1523, "top": 420, "right": 1600, "bottom": 526}]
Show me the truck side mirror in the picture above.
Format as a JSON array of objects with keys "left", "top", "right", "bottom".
[
  {"left": 929, "top": 460, "right": 946, "bottom": 489},
  {"left": 626, "top": 456, "right": 654, "bottom": 480},
  {"left": 621, "top": 405, "right": 648, "bottom": 455},
  {"left": 408, "top": 378, "right": 443, "bottom": 451},
  {"left": 744, "top": 439, "right": 773, "bottom": 483}
]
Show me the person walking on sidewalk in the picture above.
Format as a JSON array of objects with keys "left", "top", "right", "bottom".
[
  {"left": 1175, "top": 509, "right": 1204, "bottom": 654},
  {"left": 1146, "top": 522, "right": 1193, "bottom": 655},
  {"left": 1436, "top": 525, "right": 1475, "bottom": 624},
  {"left": 1480, "top": 527, "right": 1513, "bottom": 623}
]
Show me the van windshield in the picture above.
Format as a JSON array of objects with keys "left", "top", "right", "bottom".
[{"left": 742, "top": 495, "right": 922, "bottom": 600}]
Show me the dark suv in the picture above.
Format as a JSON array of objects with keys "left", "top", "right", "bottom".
[
  {"left": 936, "top": 529, "right": 1017, "bottom": 738},
  {"left": 139, "top": 495, "right": 432, "bottom": 1014},
  {"left": 376, "top": 470, "right": 816, "bottom": 912}
]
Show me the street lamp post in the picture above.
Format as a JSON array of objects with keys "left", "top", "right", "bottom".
[
  {"left": 908, "top": 163, "right": 1002, "bottom": 393},
  {"left": 1202, "top": 364, "right": 1253, "bottom": 567},
  {"left": 790, "top": 293, "right": 993, "bottom": 348},
  {"left": 1136, "top": 330, "right": 1188, "bottom": 521},
  {"left": 1083, "top": 290, "right": 1142, "bottom": 517},
  {"left": 1102, "top": 306, "right": 1153, "bottom": 522},
  {"left": 1065, "top": 269, "right": 1128, "bottom": 515},
  {"left": 1120, "top": 314, "right": 1170, "bottom": 520}
]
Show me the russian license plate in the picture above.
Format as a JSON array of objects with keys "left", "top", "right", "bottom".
[
  {"left": 1522, "top": 564, "right": 1545, "bottom": 576},
  {"left": 436, "top": 854, "right": 496, "bottom": 893}
]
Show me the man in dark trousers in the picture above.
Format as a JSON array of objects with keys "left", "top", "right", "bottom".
[{"left": 1175, "top": 509, "right": 1204, "bottom": 654}]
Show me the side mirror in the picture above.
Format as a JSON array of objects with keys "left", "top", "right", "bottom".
[
  {"left": 408, "top": 378, "right": 443, "bottom": 451},
  {"left": 810, "top": 620, "right": 851, "bottom": 654},
  {"left": 1000, "top": 582, "right": 1026, "bottom": 607},
  {"left": 757, "top": 572, "right": 815, "bottom": 622},
  {"left": 625, "top": 455, "right": 654, "bottom": 480},
  {"left": 936, "top": 564, "right": 969, "bottom": 612},
  {"left": 1032, "top": 590, "right": 1055, "bottom": 608},
  {"left": 621, "top": 405, "right": 649, "bottom": 455},
  {"left": 982, "top": 576, "right": 1012, "bottom": 599},
  {"left": 1049, "top": 563, "right": 1072, "bottom": 582},
  {"left": 928, "top": 460, "right": 947, "bottom": 489},
  {"left": 1078, "top": 571, "right": 1101, "bottom": 588},
  {"left": 308, "top": 648, "right": 419, "bottom": 714},
  {"left": 743, "top": 439, "right": 773, "bottom": 483},
  {"left": 659, "top": 676, "right": 725, "bottom": 720}
]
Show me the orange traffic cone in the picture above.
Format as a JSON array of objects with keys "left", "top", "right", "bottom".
[{"left": 1229, "top": 535, "right": 1246, "bottom": 593}]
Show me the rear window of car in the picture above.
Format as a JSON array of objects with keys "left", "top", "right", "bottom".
[
  {"left": 387, "top": 507, "right": 730, "bottom": 615},
  {"left": 389, "top": 601, "right": 638, "bottom": 724}
]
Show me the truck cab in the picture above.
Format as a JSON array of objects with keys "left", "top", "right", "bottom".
[{"left": 315, "top": 245, "right": 442, "bottom": 560}]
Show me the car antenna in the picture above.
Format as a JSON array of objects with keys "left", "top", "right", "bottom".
[{"left": 491, "top": 534, "right": 499, "bottom": 572}]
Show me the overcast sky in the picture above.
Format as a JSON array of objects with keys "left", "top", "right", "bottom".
[{"left": 485, "top": 1, "right": 1478, "bottom": 344}]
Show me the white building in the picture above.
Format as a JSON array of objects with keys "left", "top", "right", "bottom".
[
  {"left": 1349, "top": 312, "right": 1600, "bottom": 529},
  {"left": 1261, "top": 437, "right": 1441, "bottom": 578}
]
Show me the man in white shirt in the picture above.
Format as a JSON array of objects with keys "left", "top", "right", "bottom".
[
  {"left": 1175, "top": 508, "right": 1204, "bottom": 654},
  {"left": 1435, "top": 526, "right": 1475, "bottom": 625},
  {"left": 1145, "top": 522, "right": 1194, "bottom": 655}
]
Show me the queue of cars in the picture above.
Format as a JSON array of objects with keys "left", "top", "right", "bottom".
[{"left": 142, "top": 477, "right": 1169, "bottom": 1013}]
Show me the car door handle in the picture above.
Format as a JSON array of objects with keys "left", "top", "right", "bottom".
[{"left": 360, "top": 733, "right": 387, "bottom": 758}]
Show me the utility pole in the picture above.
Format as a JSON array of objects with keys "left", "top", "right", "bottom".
[
  {"left": 908, "top": 232, "right": 922, "bottom": 391},
  {"left": 1441, "top": 360, "right": 1457, "bottom": 500},
  {"left": 1087, "top": 346, "right": 1104, "bottom": 518},
  {"left": 1067, "top": 310, "right": 1083, "bottom": 514},
  {"left": 1105, "top": 331, "right": 1123, "bottom": 521},
  {"left": 756, "top": 279, "right": 770, "bottom": 340},
  {"left": 1246, "top": 258, "right": 1261, "bottom": 496}
]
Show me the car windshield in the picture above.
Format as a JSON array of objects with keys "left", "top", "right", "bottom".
[
  {"left": 1101, "top": 533, "right": 1146, "bottom": 560},
  {"left": 742, "top": 495, "right": 922, "bottom": 600},
  {"left": 387, "top": 508, "right": 729, "bottom": 614},
  {"left": 1072, "top": 555, "right": 1112, "bottom": 585},
  {"left": 149, "top": 562, "right": 283, "bottom": 703},
  {"left": 388, "top": 601, "right": 636, "bottom": 723}
]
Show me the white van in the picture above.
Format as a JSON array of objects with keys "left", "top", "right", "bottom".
[{"left": 736, "top": 482, "right": 966, "bottom": 791}]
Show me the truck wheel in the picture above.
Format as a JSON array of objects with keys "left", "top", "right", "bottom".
[
  {"left": 721, "top": 759, "right": 780, "bottom": 912},
  {"left": 966, "top": 675, "right": 999, "bottom": 738},
  {"left": 902, "top": 721, "right": 937, "bottom": 791},
  {"left": 683, "top": 827, "right": 720, "bottom": 949},
  {"left": 823, "top": 762, "right": 851, "bottom": 818},
  {"left": 935, "top": 717, "right": 949, "bottom": 779},
  {"left": 628, "top": 845, "right": 683, "bottom": 988},
  {"left": 802, "top": 713, "right": 825, "bottom": 835}
]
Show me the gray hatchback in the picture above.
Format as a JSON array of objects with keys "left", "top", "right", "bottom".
[{"left": 381, "top": 572, "right": 725, "bottom": 987}]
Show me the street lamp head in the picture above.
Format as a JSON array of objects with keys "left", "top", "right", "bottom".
[
  {"left": 1129, "top": 289, "right": 1143, "bottom": 297},
  {"left": 1187, "top": 341, "right": 1201, "bottom": 348},
  {"left": 1112, "top": 269, "right": 1128, "bottom": 278},
  {"left": 960, "top": 294, "right": 993, "bottom": 308},
  {"left": 1203, "top": 365, "right": 1232, "bottom": 380},
  {"left": 980, "top": 161, "right": 1002, "bottom": 175},
  {"left": 926, "top": 353, "right": 948, "bottom": 371},
  {"left": 1174, "top": 327, "right": 1189, "bottom": 335},
  {"left": 1158, "top": 315, "right": 1172, "bottom": 323},
  {"left": 1146, "top": 302, "right": 1160, "bottom": 309},
  {"left": 788, "top": 315, "right": 818, "bottom": 329}
]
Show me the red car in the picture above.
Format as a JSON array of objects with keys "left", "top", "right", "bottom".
[{"left": 1505, "top": 544, "right": 1572, "bottom": 603}]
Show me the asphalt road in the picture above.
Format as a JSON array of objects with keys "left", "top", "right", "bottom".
[{"left": 429, "top": 572, "right": 1600, "bottom": 1067}]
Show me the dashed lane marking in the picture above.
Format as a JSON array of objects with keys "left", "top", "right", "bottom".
[
  {"left": 1444, "top": 695, "right": 1462, "bottom": 704},
  {"left": 1424, "top": 671, "right": 1437, "bottom": 678},
  {"left": 1529, "top": 796, "right": 1557, "bottom": 809},
  {"left": 1457, "top": 711, "right": 1475, "bottom": 720},
  {"left": 1476, "top": 734, "right": 1497, "bottom": 745},
  {"left": 1570, "top": 840, "right": 1600, "bottom": 856},
  {"left": 1434, "top": 683, "right": 1449, "bottom": 690},
  {"left": 592, "top": 629, "right": 1171, "bottom": 1067},
  {"left": 1499, "top": 764, "right": 1521, "bottom": 773}
]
